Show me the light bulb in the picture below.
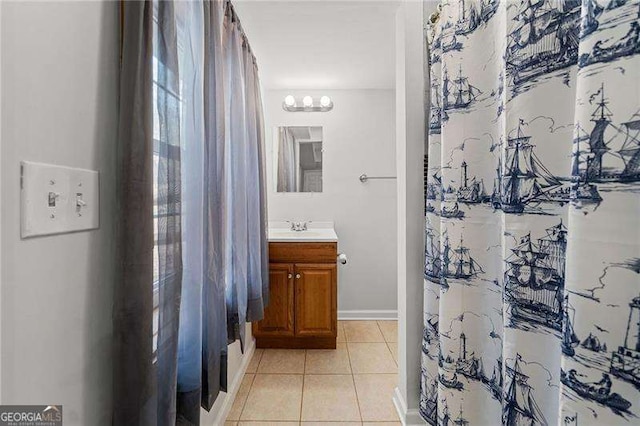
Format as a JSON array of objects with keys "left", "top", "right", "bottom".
[
  {"left": 284, "top": 95, "right": 296, "bottom": 107},
  {"left": 320, "top": 96, "right": 332, "bottom": 107},
  {"left": 302, "top": 96, "right": 314, "bottom": 108}
]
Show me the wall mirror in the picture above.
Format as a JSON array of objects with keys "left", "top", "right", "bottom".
[{"left": 276, "top": 126, "right": 323, "bottom": 192}]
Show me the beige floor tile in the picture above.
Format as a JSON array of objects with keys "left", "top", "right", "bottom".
[
  {"left": 303, "top": 423, "right": 361, "bottom": 425},
  {"left": 238, "top": 423, "right": 299, "bottom": 425},
  {"left": 246, "top": 349, "right": 264, "bottom": 374},
  {"left": 337, "top": 321, "right": 346, "bottom": 343},
  {"left": 301, "top": 375, "right": 361, "bottom": 421},
  {"left": 362, "top": 423, "right": 401, "bottom": 425},
  {"left": 228, "top": 374, "right": 256, "bottom": 420},
  {"left": 305, "top": 343, "right": 351, "bottom": 374},
  {"left": 257, "top": 349, "right": 306, "bottom": 374},
  {"left": 343, "top": 321, "right": 385, "bottom": 343},
  {"left": 224, "top": 422, "right": 238, "bottom": 426},
  {"left": 386, "top": 342, "right": 398, "bottom": 364},
  {"left": 240, "top": 374, "right": 303, "bottom": 421},
  {"left": 348, "top": 343, "right": 397, "bottom": 374},
  {"left": 354, "top": 374, "right": 400, "bottom": 422},
  {"left": 377, "top": 321, "right": 398, "bottom": 343}
]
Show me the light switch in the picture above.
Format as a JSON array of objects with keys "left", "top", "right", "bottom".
[{"left": 21, "top": 161, "right": 100, "bottom": 238}]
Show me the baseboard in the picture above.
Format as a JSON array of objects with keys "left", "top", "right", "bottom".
[
  {"left": 393, "top": 386, "right": 427, "bottom": 426},
  {"left": 338, "top": 310, "right": 398, "bottom": 320},
  {"left": 210, "top": 338, "right": 256, "bottom": 426}
]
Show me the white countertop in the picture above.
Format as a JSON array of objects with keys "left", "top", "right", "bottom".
[{"left": 268, "top": 221, "right": 338, "bottom": 242}]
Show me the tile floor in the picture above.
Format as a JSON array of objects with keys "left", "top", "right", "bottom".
[{"left": 225, "top": 320, "right": 400, "bottom": 426}]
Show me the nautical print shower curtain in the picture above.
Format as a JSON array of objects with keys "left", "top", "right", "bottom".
[{"left": 421, "top": 1, "right": 640, "bottom": 425}]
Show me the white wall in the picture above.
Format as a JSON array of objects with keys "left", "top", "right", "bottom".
[
  {"left": 394, "top": 1, "right": 427, "bottom": 424},
  {"left": 265, "top": 89, "right": 397, "bottom": 316},
  {"left": 1, "top": 2, "right": 118, "bottom": 424}
]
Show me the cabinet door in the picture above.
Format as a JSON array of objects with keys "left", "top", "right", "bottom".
[
  {"left": 253, "top": 263, "right": 294, "bottom": 337},
  {"left": 294, "top": 263, "right": 337, "bottom": 337}
]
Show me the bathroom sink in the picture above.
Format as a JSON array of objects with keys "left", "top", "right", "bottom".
[{"left": 268, "top": 221, "right": 338, "bottom": 242}]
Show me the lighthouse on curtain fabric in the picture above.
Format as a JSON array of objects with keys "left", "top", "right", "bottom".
[{"left": 421, "top": 0, "right": 640, "bottom": 425}]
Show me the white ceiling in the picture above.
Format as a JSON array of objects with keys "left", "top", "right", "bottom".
[{"left": 233, "top": 0, "right": 400, "bottom": 90}]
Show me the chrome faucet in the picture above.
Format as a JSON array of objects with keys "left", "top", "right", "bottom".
[{"left": 288, "top": 221, "right": 309, "bottom": 232}]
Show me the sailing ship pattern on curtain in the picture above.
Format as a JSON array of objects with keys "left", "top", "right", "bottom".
[{"left": 422, "top": 1, "right": 640, "bottom": 425}]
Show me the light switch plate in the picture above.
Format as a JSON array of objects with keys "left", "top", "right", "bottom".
[{"left": 21, "top": 161, "right": 100, "bottom": 238}]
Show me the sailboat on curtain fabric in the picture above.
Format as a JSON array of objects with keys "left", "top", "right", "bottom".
[
  {"left": 454, "top": 0, "right": 500, "bottom": 35},
  {"left": 561, "top": 295, "right": 580, "bottom": 357},
  {"left": 500, "top": 120, "right": 565, "bottom": 213},
  {"left": 504, "top": 222, "right": 567, "bottom": 332},
  {"left": 420, "top": 372, "right": 439, "bottom": 425},
  {"left": 442, "top": 65, "right": 481, "bottom": 110},
  {"left": 422, "top": 0, "right": 640, "bottom": 425},
  {"left": 502, "top": 354, "right": 548, "bottom": 426},
  {"left": 573, "top": 83, "right": 640, "bottom": 183},
  {"left": 424, "top": 231, "right": 484, "bottom": 286},
  {"left": 505, "top": 0, "right": 582, "bottom": 85}
]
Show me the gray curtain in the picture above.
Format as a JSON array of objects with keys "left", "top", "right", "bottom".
[
  {"left": 114, "top": 2, "right": 157, "bottom": 424},
  {"left": 200, "top": 0, "right": 229, "bottom": 416},
  {"left": 222, "top": 2, "right": 269, "bottom": 350},
  {"left": 154, "top": 2, "right": 183, "bottom": 424},
  {"left": 115, "top": 0, "right": 268, "bottom": 424},
  {"left": 254, "top": 56, "right": 270, "bottom": 317},
  {"left": 244, "top": 42, "right": 270, "bottom": 321},
  {"left": 176, "top": 1, "right": 205, "bottom": 423},
  {"left": 224, "top": 9, "right": 249, "bottom": 347}
]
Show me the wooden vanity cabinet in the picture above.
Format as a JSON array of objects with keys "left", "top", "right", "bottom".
[
  {"left": 253, "top": 242, "right": 337, "bottom": 349},
  {"left": 257, "top": 263, "right": 295, "bottom": 337}
]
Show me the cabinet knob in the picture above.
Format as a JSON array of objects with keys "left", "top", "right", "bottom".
[
  {"left": 295, "top": 274, "right": 301, "bottom": 279},
  {"left": 288, "top": 273, "right": 293, "bottom": 279}
]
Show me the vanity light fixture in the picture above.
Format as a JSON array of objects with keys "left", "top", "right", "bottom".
[
  {"left": 320, "top": 96, "right": 332, "bottom": 107},
  {"left": 317, "top": 95, "right": 333, "bottom": 110},
  {"left": 284, "top": 95, "right": 296, "bottom": 107},
  {"left": 302, "top": 95, "right": 314, "bottom": 108},
  {"left": 282, "top": 95, "right": 334, "bottom": 112}
]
